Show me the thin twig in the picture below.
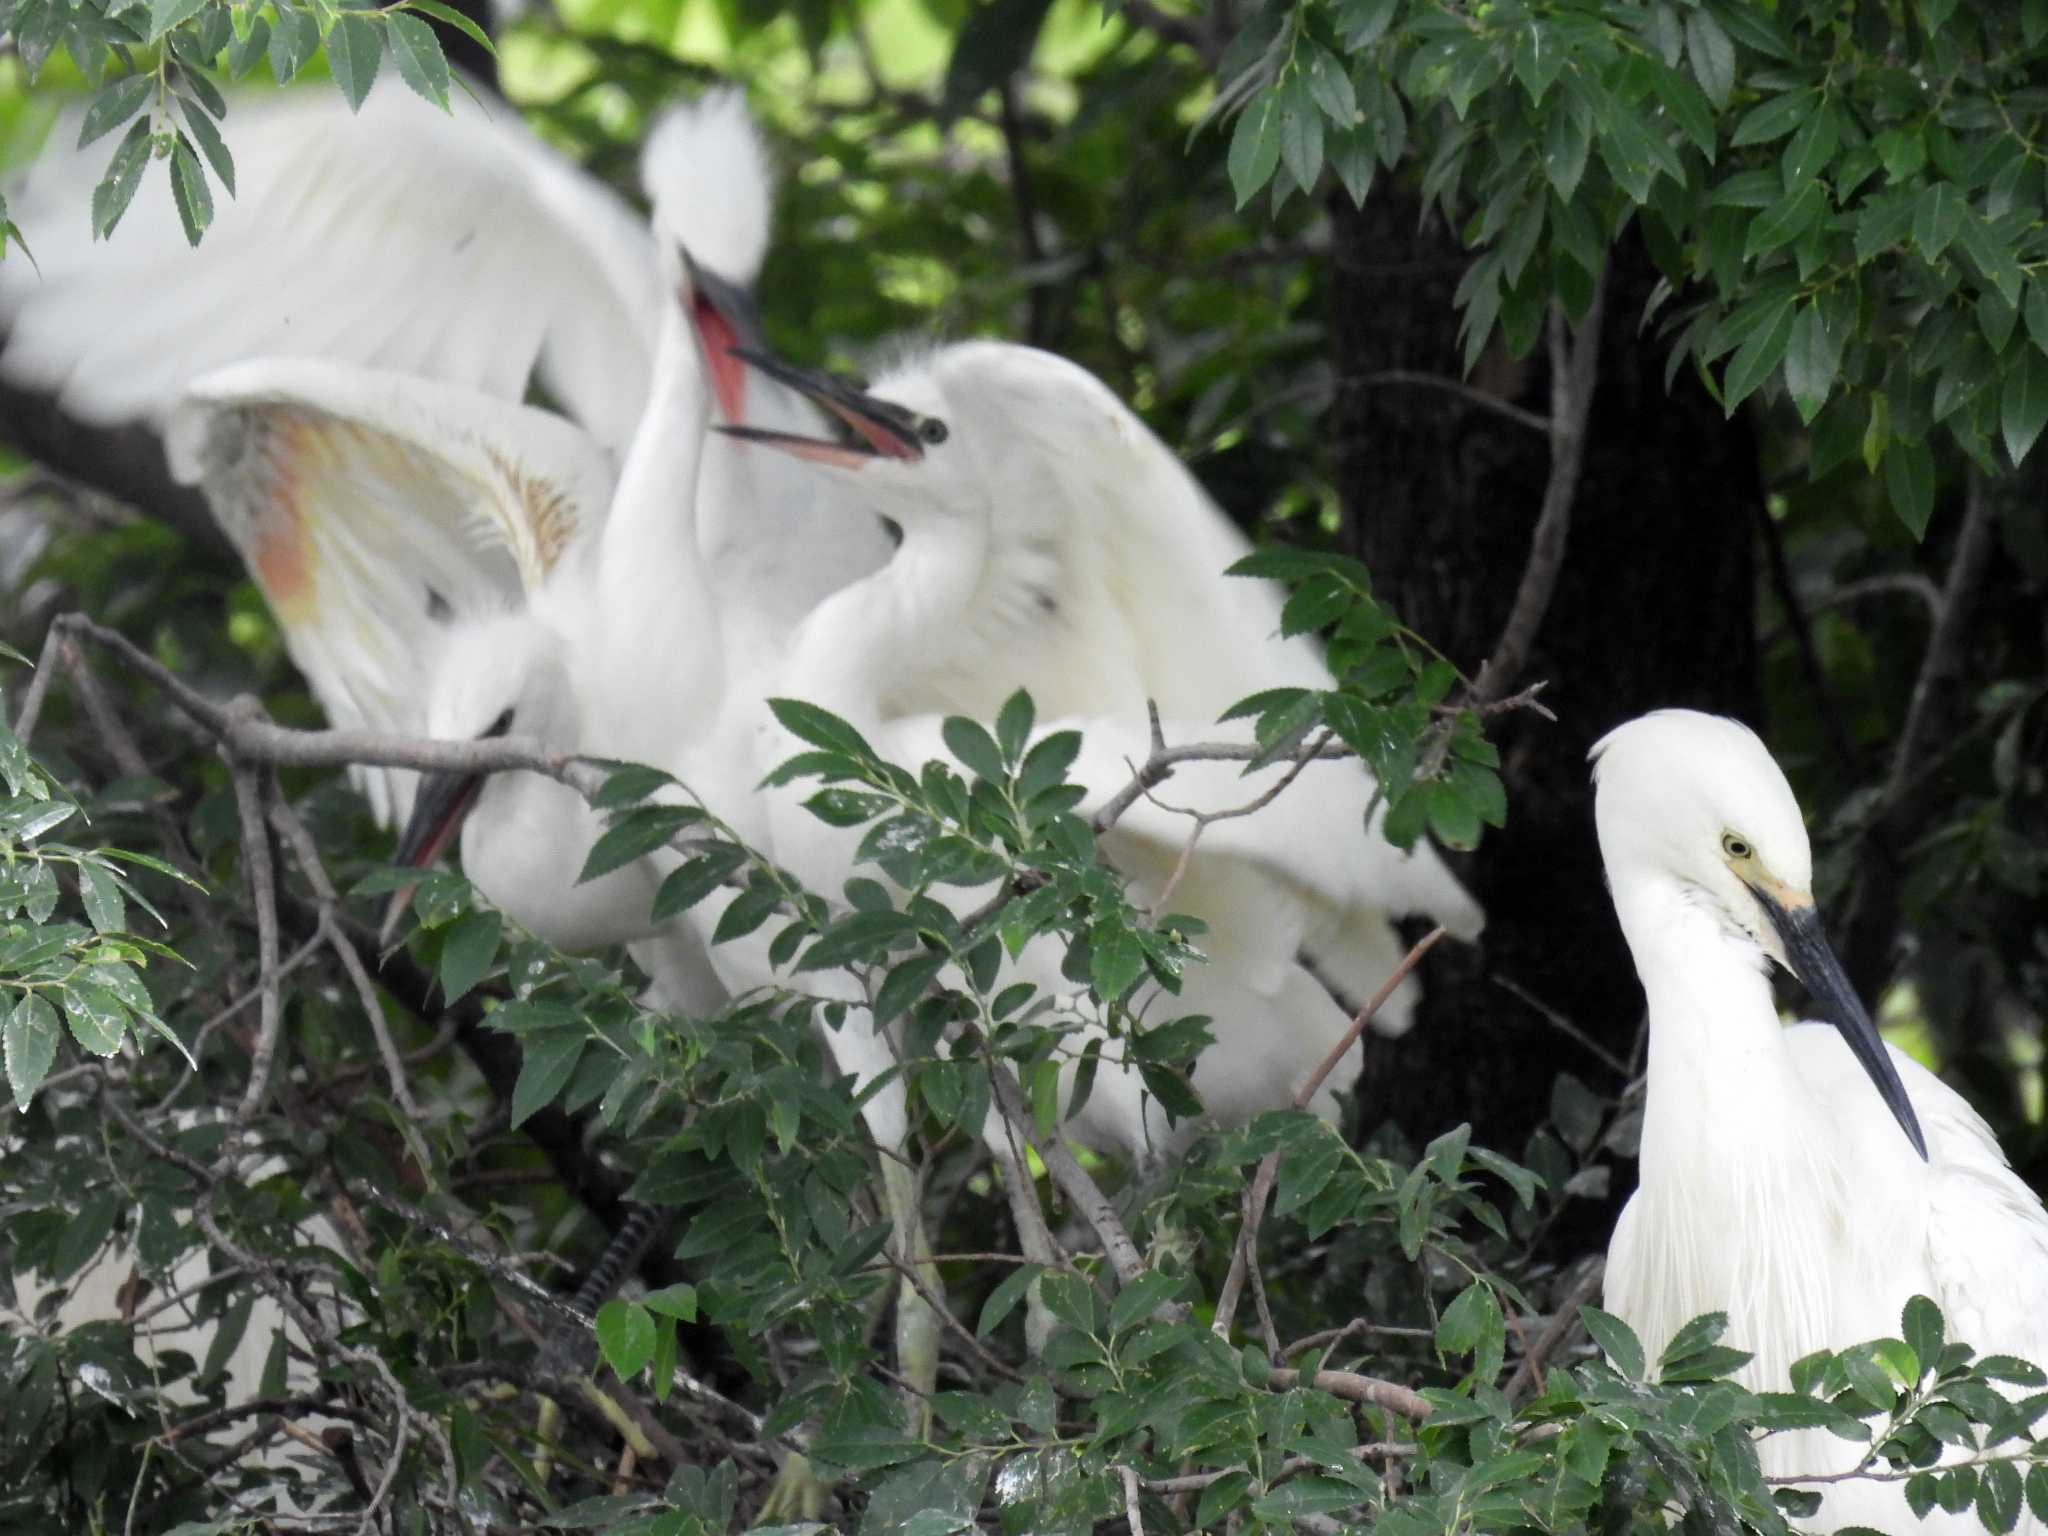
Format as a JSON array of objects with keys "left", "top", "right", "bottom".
[
  {"left": 228, "top": 760, "right": 282, "bottom": 1125},
  {"left": 1264, "top": 1366, "right": 1433, "bottom": 1422},
  {"left": 1119, "top": 1463, "right": 1146, "bottom": 1536},
  {"left": 1503, "top": 1258, "right": 1605, "bottom": 1404},
  {"left": 1347, "top": 369, "right": 1551, "bottom": 435},
  {"left": 1470, "top": 273, "right": 1607, "bottom": 707},
  {"left": 1214, "top": 929, "right": 1446, "bottom": 1339},
  {"left": 9, "top": 622, "right": 66, "bottom": 742}
]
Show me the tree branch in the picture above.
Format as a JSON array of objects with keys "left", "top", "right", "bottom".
[{"left": 1470, "top": 274, "right": 1607, "bottom": 706}]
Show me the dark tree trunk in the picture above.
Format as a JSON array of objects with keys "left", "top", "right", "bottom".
[{"left": 1327, "top": 189, "right": 1762, "bottom": 1174}]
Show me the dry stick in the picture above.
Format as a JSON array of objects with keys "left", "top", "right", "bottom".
[
  {"left": 1265, "top": 1367, "right": 1433, "bottom": 1422},
  {"left": 1469, "top": 273, "right": 1607, "bottom": 708},
  {"left": 1214, "top": 928, "right": 1447, "bottom": 1343},
  {"left": 1143, "top": 728, "right": 1335, "bottom": 919},
  {"left": 227, "top": 760, "right": 284, "bottom": 1125},
  {"left": 1347, "top": 369, "right": 1552, "bottom": 435},
  {"left": 1118, "top": 1463, "right": 1147, "bottom": 1536},
  {"left": 1503, "top": 1257, "right": 1605, "bottom": 1405},
  {"left": 8, "top": 622, "right": 66, "bottom": 742},
  {"left": 1882, "top": 469, "right": 1997, "bottom": 811},
  {"left": 268, "top": 786, "right": 427, "bottom": 1135},
  {"left": 983, "top": 1056, "right": 1155, "bottom": 1291}
]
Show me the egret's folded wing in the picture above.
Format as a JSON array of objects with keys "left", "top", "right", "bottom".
[
  {"left": 937, "top": 342, "right": 1333, "bottom": 723},
  {"left": 167, "top": 358, "right": 617, "bottom": 824},
  {"left": 0, "top": 79, "right": 659, "bottom": 453}
]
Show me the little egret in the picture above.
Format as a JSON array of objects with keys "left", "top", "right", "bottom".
[
  {"left": 1594, "top": 710, "right": 2048, "bottom": 1530},
  {"left": 722, "top": 341, "right": 1484, "bottom": 1159}
]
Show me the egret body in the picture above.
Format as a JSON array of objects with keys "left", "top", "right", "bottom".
[{"left": 1594, "top": 710, "right": 2048, "bottom": 1531}]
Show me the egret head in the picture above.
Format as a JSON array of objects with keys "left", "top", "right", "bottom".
[
  {"left": 1590, "top": 709, "right": 1926, "bottom": 1159},
  {"left": 391, "top": 613, "right": 575, "bottom": 874},
  {"left": 711, "top": 347, "right": 955, "bottom": 525}
]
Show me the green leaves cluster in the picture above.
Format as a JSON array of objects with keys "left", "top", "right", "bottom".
[
  {"left": 0, "top": 695, "right": 191, "bottom": 1109},
  {"left": 1215, "top": 0, "right": 2048, "bottom": 535},
  {"left": 1224, "top": 548, "right": 1505, "bottom": 852},
  {"left": 0, "top": 0, "right": 480, "bottom": 250}
]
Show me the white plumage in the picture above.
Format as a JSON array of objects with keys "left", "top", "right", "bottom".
[
  {"left": 729, "top": 339, "right": 1484, "bottom": 1160},
  {"left": 1594, "top": 709, "right": 2048, "bottom": 1533}
]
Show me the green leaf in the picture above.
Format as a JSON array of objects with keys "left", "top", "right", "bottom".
[
  {"left": 1721, "top": 295, "right": 1796, "bottom": 410},
  {"left": 179, "top": 98, "right": 236, "bottom": 198},
  {"left": 1303, "top": 41, "right": 1356, "bottom": 125},
  {"left": 641, "top": 1283, "right": 697, "bottom": 1322},
  {"left": 1089, "top": 923, "right": 1145, "bottom": 1002},
  {"left": 1108, "top": 1269, "right": 1184, "bottom": 1334},
  {"left": 1743, "top": 179, "right": 1824, "bottom": 260},
  {"left": 941, "top": 717, "right": 1004, "bottom": 781},
  {"left": 402, "top": 0, "right": 495, "bottom": 56},
  {"left": 91, "top": 118, "right": 153, "bottom": 240},
  {"left": 649, "top": 845, "right": 748, "bottom": 919},
  {"left": 148, "top": 0, "right": 208, "bottom": 41},
  {"left": 769, "top": 698, "right": 874, "bottom": 758},
  {"left": 1784, "top": 302, "right": 1844, "bottom": 424},
  {"left": 386, "top": 12, "right": 450, "bottom": 109},
  {"left": 993, "top": 690, "right": 1034, "bottom": 765},
  {"left": 1731, "top": 88, "right": 1814, "bottom": 146},
  {"left": 873, "top": 949, "right": 947, "bottom": 1026},
  {"left": 938, "top": 0, "right": 1055, "bottom": 122},
  {"left": 5, "top": 993, "right": 61, "bottom": 1109},
  {"left": 78, "top": 862, "right": 126, "bottom": 934},
  {"left": 1913, "top": 184, "right": 1964, "bottom": 263},
  {"left": 1580, "top": 1306, "right": 1646, "bottom": 1379},
  {"left": 1542, "top": 91, "right": 1591, "bottom": 200},
  {"left": 325, "top": 13, "right": 384, "bottom": 112},
  {"left": 77, "top": 76, "right": 153, "bottom": 149},
  {"left": 578, "top": 804, "right": 702, "bottom": 883},
  {"left": 2003, "top": 348, "right": 2048, "bottom": 466},
  {"left": 1228, "top": 87, "right": 1282, "bottom": 208},
  {"left": 167, "top": 137, "right": 211, "bottom": 247},
  {"left": 438, "top": 909, "right": 501, "bottom": 1003},
  {"left": 1435, "top": 1281, "right": 1499, "bottom": 1355},
  {"left": 1780, "top": 107, "right": 1838, "bottom": 187},
  {"left": 977, "top": 1261, "right": 1044, "bottom": 1338},
  {"left": 61, "top": 980, "right": 128, "bottom": 1057},
  {"left": 510, "top": 1032, "right": 585, "bottom": 1127},
  {"left": 269, "top": 5, "right": 319, "bottom": 82},
  {"left": 1980, "top": 1462, "right": 2024, "bottom": 1536},
  {"left": 1683, "top": 9, "right": 1734, "bottom": 109},
  {"left": 1278, "top": 73, "right": 1323, "bottom": 196},
  {"left": 1885, "top": 438, "right": 1937, "bottom": 538},
  {"left": 594, "top": 1299, "right": 656, "bottom": 1381}
]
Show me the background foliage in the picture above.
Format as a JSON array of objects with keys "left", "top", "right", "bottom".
[{"left": 1, "top": 0, "right": 2045, "bottom": 1531}]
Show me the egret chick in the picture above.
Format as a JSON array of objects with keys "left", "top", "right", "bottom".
[{"left": 1594, "top": 709, "right": 2048, "bottom": 1531}]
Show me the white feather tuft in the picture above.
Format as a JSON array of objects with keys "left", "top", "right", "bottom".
[{"left": 639, "top": 88, "right": 775, "bottom": 285}]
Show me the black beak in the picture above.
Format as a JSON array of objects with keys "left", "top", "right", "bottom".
[
  {"left": 381, "top": 769, "right": 485, "bottom": 945},
  {"left": 715, "top": 346, "right": 940, "bottom": 464},
  {"left": 1758, "top": 891, "right": 1929, "bottom": 1161},
  {"left": 679, "top": 246, "right": 767, "bottom": 425}
]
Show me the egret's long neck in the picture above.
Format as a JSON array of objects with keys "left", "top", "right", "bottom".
[
  {"left": 1608, "top": 867, "right": 1842, "bottom": 1384},
  {"left": 581, "top": 293, "right": 722, "bottom": 763}
]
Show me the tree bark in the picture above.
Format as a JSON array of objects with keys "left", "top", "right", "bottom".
[{"left": 1327, "top": 189, "right": 1762, "bottom": 1167}]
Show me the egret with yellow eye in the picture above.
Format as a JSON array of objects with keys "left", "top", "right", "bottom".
[{"left": 1594, "top": 710, "right": 2048, "bottom": 1532}]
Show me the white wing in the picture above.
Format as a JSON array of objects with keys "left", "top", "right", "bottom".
[
  {"left": 166, "top": 358, "right": 616, "bottom": 824},
  {"left": 1, "top": 78, "right": 659, "bottom": 452}
]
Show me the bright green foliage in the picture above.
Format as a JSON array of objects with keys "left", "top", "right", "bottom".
[
  {"left": 1216, "top": 0, "right": 2048, "bottom": 533},
  {"left": 0, "top": 0, "right": 471, "bottom": 245}
]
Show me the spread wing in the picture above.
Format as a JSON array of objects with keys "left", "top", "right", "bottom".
[
  {"left": 166, "top": 358, "right": 617, "bottom": 824},
  {"left": 1, "top": 78, "right": 660, "bottom": 453}
]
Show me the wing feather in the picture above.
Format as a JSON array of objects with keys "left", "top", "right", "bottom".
[{"left": 166, "top": 359, "right": 617, "bottom": 823}]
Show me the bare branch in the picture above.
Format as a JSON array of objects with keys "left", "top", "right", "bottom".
[
  {"left": 1347, "top": 369, "right": 1551, "bottom": 435},
  {"left": 1264, "top": 1365, "right": 1433, "bottom": 1422},
  {"left": 1215, "top": 928, "right": 1446, "bottom": 1339},
  {"left": 1470, "top": 274, "right": 1607, "bottom": 706},
  {"left": 228, "top": 761, "right": 283, "bottom": 1125}
]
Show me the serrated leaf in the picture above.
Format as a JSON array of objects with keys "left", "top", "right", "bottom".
[
  {"left": 976, "top": 1261, "right": 1044, "bottom": 1338},
  {"left": 1722, "top": 295, "right": 1796, "bottom": 409},
  {"left": 1784, "top": 302, "right": 1843, "bottom": 423},
  {"left": 77, "top": 76, "right": 152, "bottom": 149},
  {"left": 91, "top": 118, "right": 152, "bottom": 240},
  {"left": 178, "top": 98, "right": 236, "bottom": 197},
  {"left": 578, "top": 804, "right": 702, "bottom": 883},
  {"left": 1228, "top": 88, "right": 1282, "bottom": 208},
  {"left": 269, "top": 5, "right": 318, "bottom": 82},
  {"left": 1435, "top": 1280, "right": 1498, "bottom": 1355},
  {"left": 511, "top": 1032, "right": 584, "bottom": 1127},
  {"left": 168, "top": 135, "right": 213, "bottom": 245},
  {"left": 5, "top": 993, "right": 61, "bottom": 1109},
  {"left": 649, "top": 845, "right": 748, "bottom": 919},
  {"left": 1580, "top": 1305, "right": 1646, "bottom": 1379},
  {"left": 594, "top": 1299, "right": 656, "bottom": 1380},
  {"left": 770, "top": 698, "right": 874, "bottom": 758},
  {"left": 438, "top": 909, "right": 501, "bottom": 1003},
  {"left": 1108, "top": 1269, "right": 1183, "bottom": 1334},
  {"left": 78, "top": 862, "right": 126, "bottom": 934},
  {"left": 1980, "top": 1462, "right": 2024, "bottom": 1535},
  {"left": 1683, "top": 10, "right": 1734, "bottom": 109},
  {"left": 61, "top": 980, "right": 128, "bottom": 1056},
  {"left": 386, "top": 11, "right": 449, "bottom": 108},
  {"left": 402, "top": 0, "right": 495, "bottom": 55},
  {"left": 1914, "top": 183, "right": 1964, "bottom": 263},
  {"left": 148, "top": 0, "right": 207, "bottom": 40},
  {"left": 1885, "top": 437, "right": 1937, "bottom": 538},
  {"left": 325, "top": 13, "right": 383, "bottom": 111}
]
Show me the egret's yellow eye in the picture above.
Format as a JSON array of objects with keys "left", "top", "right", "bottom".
[{"left": 1722, "top": 833, "right": 1753, "bottom": 861}]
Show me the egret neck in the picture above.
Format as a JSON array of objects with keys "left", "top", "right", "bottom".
[{"left": 1608, "top": 863, "right": 1843, "bottom": 1384}]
